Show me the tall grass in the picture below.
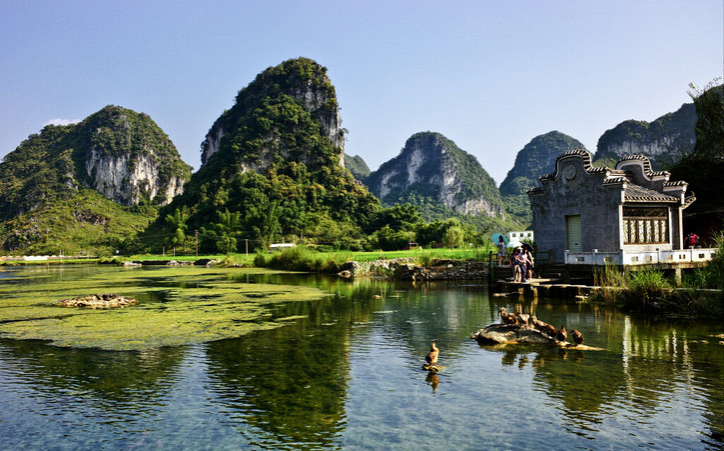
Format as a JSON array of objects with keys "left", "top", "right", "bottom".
[
  {"left": 591, "top": 266, "right": 674, "bottom": 312},
  {"left": 684, "top": 232, "right": 724, "bottom": 290},
  {"left": 591, "top": 257, "right": 723, "bottom": 318},
  {"left": 260, "top": 246, "right": 350, "bottom": 273}
]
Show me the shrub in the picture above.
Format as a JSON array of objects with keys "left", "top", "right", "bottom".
[{"left": 253, "top": 252, "right": 267, "bottom": 267}]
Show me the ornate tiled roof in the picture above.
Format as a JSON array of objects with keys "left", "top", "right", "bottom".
[
  {"left": 539, "top": 172, "right": 555, "bottom": 181},
  {"left": 623, "top": 183, "right": 678, "bottom": 203},
  {"left": 617, "top": 154, "right": 670, "bottom": 178},
  {"left": 529, "top": 151, "right": 692, "bottom": 208},
  {"left": 539, "top": 149, "right": 613, "bottom": 181}
]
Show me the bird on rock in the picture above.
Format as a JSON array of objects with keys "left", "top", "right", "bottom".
[
  {"left": 515, "top": 311, "right": 530, "bottom": 327},
  {"left": 500, "top": 307, "right": 518, "bottom": 325},
  {"left": 556, "top": 325, "right": 568, "bottom": 342},
  {"left": 425, "top": 342, "right": 440, "bottom": 366},
  {"left": 571, "top": 329, "right": 583, "bottom": 345}
]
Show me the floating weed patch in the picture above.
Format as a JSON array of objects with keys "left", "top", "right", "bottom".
[{"left": 0, "top": 267, "right": 326, "bottom": 351}]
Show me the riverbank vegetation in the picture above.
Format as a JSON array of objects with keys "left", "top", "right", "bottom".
[{"left": 591, "top": 233, "right": 724, "bottom": 318}]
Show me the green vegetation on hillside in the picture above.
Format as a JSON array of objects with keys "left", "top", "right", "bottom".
[
  {"left": 363, "top": 132, "right": 515, "bottom": 231},
  {"left": 499, "top": 131, "right": 586, "bottom": 226},
  {"left": 0, "top": 188, "right": 155, "bottom": 255},
  {"left": 594, "top": 102, "right": 697, "bottom": 170},
  {"left": 344, "top": 153, "right": 371, "bottom": 180},
  {"left": 0, "top": 105, "right": 191, "bottom": 255}
]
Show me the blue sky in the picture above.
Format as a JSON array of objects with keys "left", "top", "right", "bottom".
[{"left": 1, "top": 0, "right": 721, "bottom": 184}]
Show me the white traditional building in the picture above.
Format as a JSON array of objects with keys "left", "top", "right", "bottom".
[{"left": 526, "top": 150, "right": 707, "bottom": 265}]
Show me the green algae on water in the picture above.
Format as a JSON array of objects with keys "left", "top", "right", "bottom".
[{"left": 0, "top": 266, "right": 327, "bottom": 351}]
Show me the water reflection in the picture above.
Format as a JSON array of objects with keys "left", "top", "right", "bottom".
[
  {"left": 204, "top": 305, "right": 354, "bottom": 449},
  {"left": 0, "top": 267, "right": 721, "bottom": 450},
  {"left": 0, "top": 338, "right": 186, "bottom": 404}
]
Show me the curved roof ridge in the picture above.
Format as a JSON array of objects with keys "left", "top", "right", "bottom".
[
  {"left": 616, "top": 154, "right": 670, "bottom": 178},
  {"left": 664, "top": 180, "right": 687, "bottom": 187},
  {"left": 542, "top": 149, "right": 614, "bottom": 180}
]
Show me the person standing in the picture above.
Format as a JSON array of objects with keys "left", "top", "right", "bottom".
[
  {"left": 510, "top": 248, "right": 522, "bottom": 282},
  {"left": 522, "top": 248, "right": 534, "bottom": 280},
  {"left": 497, "top": 235, "right": 507, "bottom": 266}
]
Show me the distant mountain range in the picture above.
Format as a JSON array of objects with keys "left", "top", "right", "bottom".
[{"left": 0, "top": 57, "right": 702, "bottom": 254}]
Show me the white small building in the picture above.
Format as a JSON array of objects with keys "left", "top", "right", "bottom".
[
  {"left": 507, "top": 231, "right": 534, "bottom": 248},
  {"left": 269, "top": 243, "right": 296, "bottom": 251}
]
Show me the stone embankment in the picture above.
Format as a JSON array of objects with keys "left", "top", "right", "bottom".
[{"left": 338, "top": 258, "right": 488, "bottom": 281}]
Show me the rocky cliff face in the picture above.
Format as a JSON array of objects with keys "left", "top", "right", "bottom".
[
  {"left": 84, "top": 147, "right": 184, "bottom": 206},
  {"left": 594, "top": 102, "right": 696, "bottom": 169},
  {"left": 365, "top": 132, "right": 503, "bottom": 217},
  {"left": 0, "top": 105, "right": 192, "bottom": 254},
  {"left": 80, "top": 106, "right": 191, "bottom": 206}
]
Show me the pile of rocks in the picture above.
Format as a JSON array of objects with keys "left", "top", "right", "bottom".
[{"left": 58, "top": 294, "right": 138, "bottom": 309}]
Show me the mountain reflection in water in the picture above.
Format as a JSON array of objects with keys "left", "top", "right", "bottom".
[{"left": 0, "top": 266, "right": 722, "bottom": 450}]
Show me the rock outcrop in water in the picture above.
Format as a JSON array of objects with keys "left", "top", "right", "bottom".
[{"left": 58, "top": 294, "right": 138, "bottom": 309}]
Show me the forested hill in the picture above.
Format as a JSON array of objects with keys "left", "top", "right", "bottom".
[
  {"left": 143, "top": 57, "right": 380, "bottom": 253},
  {"left": 364, "top": 132, "right": 503, "bottom": 217},
  {"left": 497, "top": 131, "right": 586, "bottom": 225},
  {"left": 0, "top": 105, "right": 191, "bottom": 254},
  {"left": 499, "top": 131, "right": 587, "bottom": 196},
  {"left": 344, "top": 154, "right": 371, "bottom": 180}
]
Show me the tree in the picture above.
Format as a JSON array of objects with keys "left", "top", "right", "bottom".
[
  {"left": 165, "top": 208, "right": 188, "bottom": 254},
  {"left": 249, "top": 200, "right": 281, "bottom": 249},
  {"left": 200, "top": 208, "right": 242, "bottom": 254},
  {"left": 687, "top": 80, "right": 724, "bottom": 161},
  {"left": 443, "top": 221, "right": 466, "bottom": 249},
  {"left": 669, "top": 80, "right": 724, "bottom": 235},
  {"left": 365, "top": 204, "right": 422, "bottom": 232}
]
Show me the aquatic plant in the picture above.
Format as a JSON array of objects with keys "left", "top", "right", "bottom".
[{"left": 0, "top": 266, "right": 325, "bottom": 351}]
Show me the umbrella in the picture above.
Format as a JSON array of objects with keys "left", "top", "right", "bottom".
[
  {"left": 491, "top": 233, "right": 508, "bottom": 246},
  {"left": 521, "top": 242, "right": 534, "bottom": 253}
]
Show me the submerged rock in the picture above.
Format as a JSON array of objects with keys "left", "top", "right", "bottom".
[{"left": 58, "top": 294, "right": 138, "bottom": 309}]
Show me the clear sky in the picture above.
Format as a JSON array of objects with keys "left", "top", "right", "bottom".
[{"left": 1, "top": 0, "right": 721, "bottom": 185}]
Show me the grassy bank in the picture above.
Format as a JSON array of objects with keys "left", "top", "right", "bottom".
[
  {"left": 251, "top": 245, "right": 494, "bottom": 272},
  {"left": 1, "top": 245, "right": 495, "bottom": 270}
]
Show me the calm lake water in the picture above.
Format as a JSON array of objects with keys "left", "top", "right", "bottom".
[{"left": 0, "top": 266, "right": 723, "bottom": 450}]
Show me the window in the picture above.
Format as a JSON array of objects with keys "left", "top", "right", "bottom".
[{"left": 622, "top": 207, "right": 668, "bottom": 245}]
